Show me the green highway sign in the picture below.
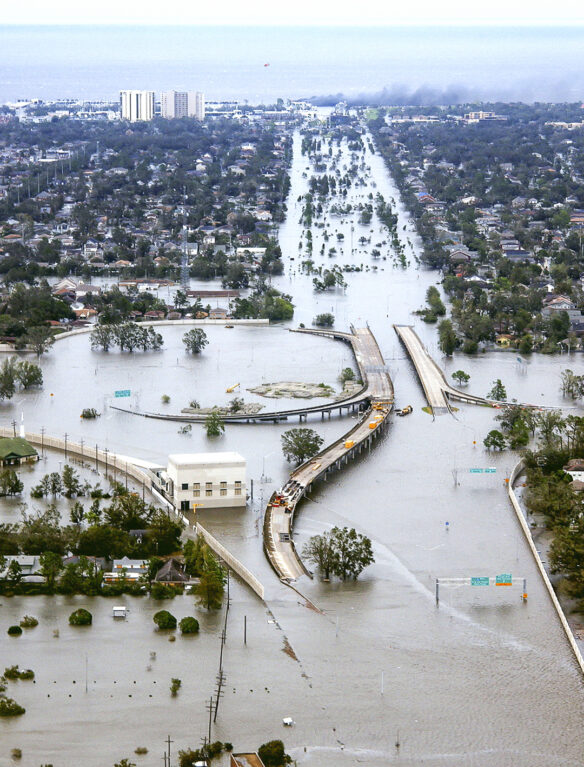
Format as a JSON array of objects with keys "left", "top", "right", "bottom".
[
  {"left": 469, "top": 468, "right": 483, "bottom": 473},
  {"left": 471, "top": 577, "right": 490, "bottom": 586},
  {"left": 495, "top": 573, "right": 512, "bottom": 586},
  {"left": 114, "top": 389, "right": 131, "bottom": 398},
  {"left": 469, "top": 468, "right": 497, "bottom": 474},
  {"left": 485, "top": 468, "right": 496, "bottom": 473}
]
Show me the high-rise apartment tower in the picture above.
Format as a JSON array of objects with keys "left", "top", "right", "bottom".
[{"left": 120, "top": 90, "right": 155, "bottom": 122}]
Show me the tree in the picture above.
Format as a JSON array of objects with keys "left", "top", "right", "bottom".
[
  {"left": 205, "top": 411, "right": 225, "bottom": 438},
  {"left": 483, "top": 430, "right": 506, "bottom": 450},
  {"left": 0, "top": 357, "right": 16, "bottom": 400},
  {"left": 193, "top": 565, "right": 225, "bottom": 610},
  {"left": 25, "top": 325, "right": 54, "bottom": 356},
  {"left": 153, "top": 610, "right": 177, "bottom": 630},
  {"left": 339, "top": 367, "right": 355, "bottom": 383},
  {"left": 7, "top": 560, "right": 22, "bottom": 584},
  {"left": 452, "top": 370, "right": 470, "bottom": 386},
  {"left": 438, "top": 319, "right": 457, "bottom": 356},
  {"left": 313, "top": 312, "right": 335, "bottom": 327},
  {"left": 183, "top": 329, "right": 208, "bottom": 354},
  {"left": 14, "top": 360, "right": 42, "bottom": 388},
  {"left": 229, "top": 397, "right": 245, "bottom": 413},
  {"left": 330, "top": 526, "right": 374, "bottom": 580},
  {"left": 90, "top": 325, "right": 115, "bottom": 352},
  {"left": 62, "top": 464, "right": 82, "bottom": 498},
  {"left": 302, "top": 532, "right": 335, "bottom": 580},
  {"left": 0, "top": 469, "right": 23, "bottom": 497},
  {"left": 487, "top": 379, "right": 507, "bottom": 401},
  {"left": 179, "top": 616, "right": 200, "bottom": 634},
  {"left": 257, "top": 740, "right": 292, "bottom": 767},
  {"left": 40, "top": 551, "right": 63, "bottom": 591},
  {"left": 69, "top": 608, "right": 92, "bottom": 626},
  {"left": 281, "top": 428, "right": 323, "bottom": 464},
  {"left": 70, "top": 501, "right": 85, "bottom": 526}
]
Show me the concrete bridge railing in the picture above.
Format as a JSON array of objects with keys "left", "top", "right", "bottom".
[{"left": 508, "top": 459, "right": 584, "bottom": 675}]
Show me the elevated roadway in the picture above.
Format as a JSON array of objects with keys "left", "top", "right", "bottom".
[
  {"left": 394, "top": 324, "right": 492, "bottom": 416},
  {"left": 110, "top": 326, "right": 386, "bottom": 424},
  {"left": 263, "top": 326, "right": 394, "bottom": 581}
]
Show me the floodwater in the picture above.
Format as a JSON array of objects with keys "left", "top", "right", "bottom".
[{"left": 2, "top": 126, "right": 584, "bottom": 766}]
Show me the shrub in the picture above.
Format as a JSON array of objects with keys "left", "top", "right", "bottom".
[
  {"left": 7, "top": 626, "right": 22, "bottom": 636},
  {"left": 80, "top": 408, "right": 99, "bottom": 419},
  {"left": 69, "top": 609, "right": 92, "bottom": 626},
  {"left": 313, "top": 312, "right": 334, "bottom": 327},
  {"left": 19, "top": 616, "right": 38, "bottom": 629},
  {"left": 0, "top": 698, "right": 25, "bottom": 717},
  {"left": 258, "top": 740, "right": 292, "bottom": 767},
  {"left": 179, "top": 617, "right": 199, "bottom": 635},
  {"left": 11, "top": 748, "right": 22, "bottom": 759},
  {"left": 161, "top": 395, "right": 170, "bottom": 404},
  {"left": 153, "top": 610, "right": 176, "bottom": 630},
  {"left": 5, "top": 667, "right": 34, "bottom": 681},
  {"left": 150, "top": 582, "right": 176, "bottom": 600},
  {"left": 134, "top": 747, "right": 148, "bottom": 755},
  {"left": 170, "top": 678, "right": 181, "bottom": 696}
]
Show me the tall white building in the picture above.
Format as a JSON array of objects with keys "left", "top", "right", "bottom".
[
  {"left": 160, "top": 90, "right": 189, "bottom": 119},
  {"left": 120, "top": 90, "right": 155, "bottom": 122},
  {"left": 188, "top": 91, "right": 205, "bottom": 121},
  {"left": 160, "top": 90, "right": 205, "bottom": 121}
]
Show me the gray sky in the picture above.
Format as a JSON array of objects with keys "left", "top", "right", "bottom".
[{"left": 4, "top": 0, "right": 584, "bottom": 25}]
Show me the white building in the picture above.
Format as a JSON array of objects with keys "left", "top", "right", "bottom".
[
  {"left": 160, "top": 90, "right": 189, "bottom": 119},
  {"left": 120, "top": 90, "right": 155, "bottom": 122},
  {"left": 160, "top": 91, "right": 205, "bottom": 121},
  {"left": 160, "top": 452, "right": 246, "bottom": 511},
  {"left": 188, "top": 91, "right": 205, "bottom": 121}
]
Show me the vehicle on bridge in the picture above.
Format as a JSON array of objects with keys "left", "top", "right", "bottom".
[{"left": 396, "top": 405, "right": 413, "bottom": 416}]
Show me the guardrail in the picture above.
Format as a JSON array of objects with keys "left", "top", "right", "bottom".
[{"left": 508, "top": 459, "right": 584, "bottom": 675}]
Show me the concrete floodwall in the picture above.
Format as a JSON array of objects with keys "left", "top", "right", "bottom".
[
  {"left": 508, "top": 459, "right": 584, "bottom": 675},
  {"left": 194, "top": 522, "right": 265, "bottom": 600},
  {"left": 51, "top": 317, "right": 269, "bottom": 344},
  {"left": 0, "top": 427, "right": 155, "bottom": 491},
  {"left": 0, "top": 426, "right": 266, "bottom": 600}
]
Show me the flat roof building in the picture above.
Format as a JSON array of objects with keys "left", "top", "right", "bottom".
[{"left": 159, "top": 452, "right": 246, "bottom": 511}]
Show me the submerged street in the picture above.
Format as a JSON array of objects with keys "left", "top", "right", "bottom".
[{"left": 3, "top": 121, "right": 584, "bottom": 766}]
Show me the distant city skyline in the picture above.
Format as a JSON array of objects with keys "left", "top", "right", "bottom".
[{"left": 4, "top": 0, "right": 584, "bottom": 26}]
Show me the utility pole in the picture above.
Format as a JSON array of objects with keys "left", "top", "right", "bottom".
[
  {"left": 213, "top": 670, "right": 226, "bottom": 722},
  {"left": 64, "top": 432, "right": 68, "bottom": 459},
  {"left": 165, "top": 735, "right": 173, "bottom": 767},
  {"left": 205, "top": 697, "right": 214, "bottom": 742},
  {"left": 40, "top": 427, "right": 45, "bottom": 457}
]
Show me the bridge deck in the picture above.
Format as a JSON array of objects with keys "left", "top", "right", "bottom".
[
  {"left": 393, "top": 324, "right": 492, "bottom": 414},
  {"left": 263, "top": 326, "right": 394, "bottom": 581}
]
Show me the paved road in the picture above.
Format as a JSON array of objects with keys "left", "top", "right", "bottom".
[
  {"left": 263, "top": 326, "right": 394, "bottom": 581},
  {"left": 394, "top": 324, "right": 491, "bottom": 415}
]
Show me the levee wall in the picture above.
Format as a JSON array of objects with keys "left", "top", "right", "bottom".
[
  {"left": 508, "top": 459, "right": 584, "bottom": 675},
  {"left": 194, "top": 522, "right": 265, "bottom": 600}
]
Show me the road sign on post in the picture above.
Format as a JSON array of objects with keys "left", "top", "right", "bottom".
[
  {"left": 471, "top": 577, "right": 490, "bottom": 586},
  {"left": 114, "top": 390, "right": 131, "bottom": 398},
  {"left": 495, "top": 573, "right": 512, "bottom": 586}
]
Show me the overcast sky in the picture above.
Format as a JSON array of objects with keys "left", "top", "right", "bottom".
[{"left": 4, "top": 0, "right": 584, "bottom": 25}]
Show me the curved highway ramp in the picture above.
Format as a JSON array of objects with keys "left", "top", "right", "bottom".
[{"left": 263, "top": 326, "right": 394, "bottom": 582}]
